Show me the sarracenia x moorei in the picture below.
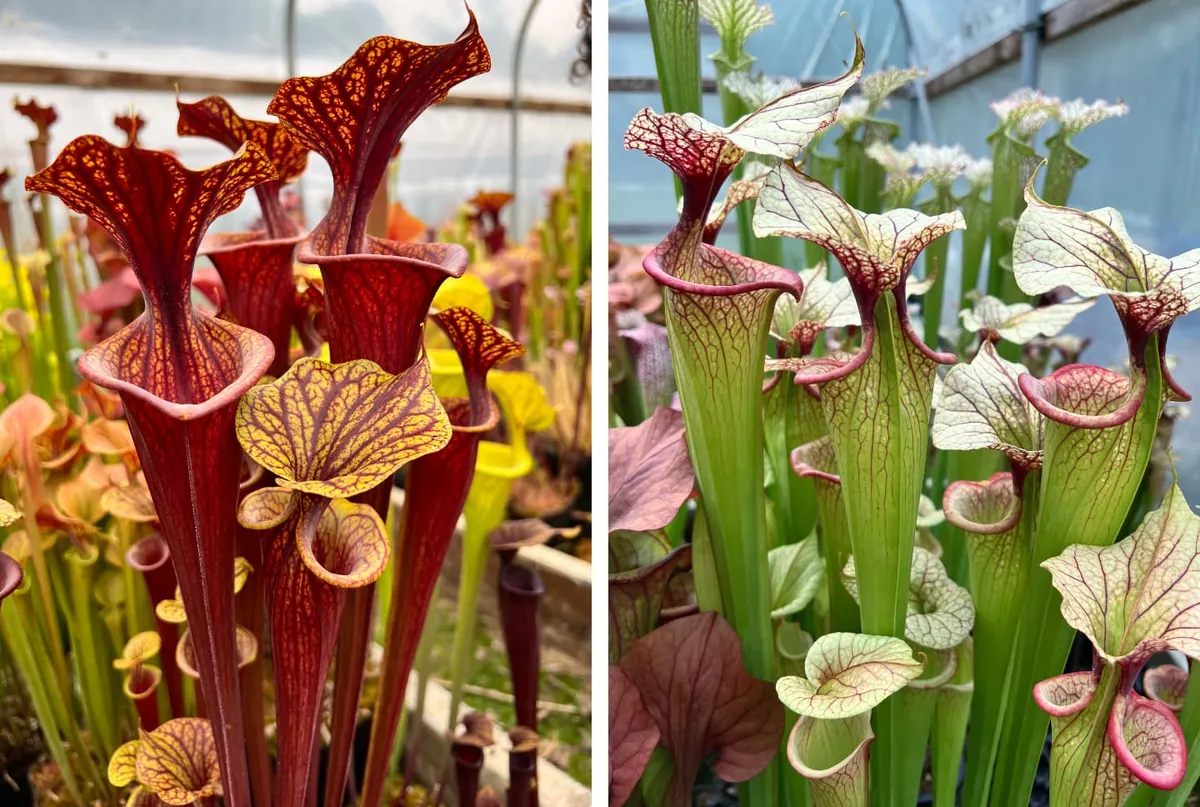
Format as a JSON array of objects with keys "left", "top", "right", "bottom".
[{"left": 609, "top": 4, "right": 1196, "bottom": 806}]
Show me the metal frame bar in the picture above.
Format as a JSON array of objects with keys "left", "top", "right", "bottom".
[{"left": 0, "top": 62, "right": 590, "bottom": 116}]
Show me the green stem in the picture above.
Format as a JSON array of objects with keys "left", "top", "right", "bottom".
[
  {"left": 689, "top": 502, "right": 725, "bottom": 614},
  {"left": 1040, "top": 135, "right": 1088, "bottom": 208},
  {"left": 780, "top": 712, "right": 812, "bottom": 807},
  {"left": 836, "top": 129, "right": 863, "bottom": 215},
  {"left": 446, "top": 521, "right": 490, "bottom": 729},
  {"left": 960, "top": 468, "right": 1040, "bottom": 807},
  {"left": 820, "top": 295, "right": 938, "bottom": 807},
  {"left": 34, "top": 196, "right": 76, "bottom": 397},
  {"left": 639, "top": 746, "right": 675, "bottom": 806},
  {"left": 645, "top": 0, "right": 703, "bottom": 200},
  {"left": 985, "top": 133, "right": 1038, "bottom": 306},
  {"left": 856, "top": 121, "right": 897, "bottom": 215},
  {"left": 937, "top": 450, "right": 1002, "bottom": 587},
  {"left": 1, "top": 590, "right": 87, "bottom": 804},
  {"left": 957, "top": 189, "right": 990, "bottom": 310},
  {"left": 885, "top": 656, "right": 949, "bottom": 807},
  {"left": 65, "top": 543, "right": 119, "bottom": 760},
  {"left": 763, "top": 374, "right": 822, "bottom": 548},
  {"left": 988, "top": 339, "right": 1162, "bottom": 807},
  {"left": 931, "top": 639, "right": 974, "bottom": 807},
  {"left": 920, "top": 186, "right": 956, "bottom": 351}
]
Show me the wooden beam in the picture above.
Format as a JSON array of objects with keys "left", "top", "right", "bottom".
[
  {"left": 1044, "top": 0, "right": 1147, "bottom": 39},
  {"left": 925, "top": 32, "right": 1022, "bottom": 98},
  {"left": 925, "top": 0, "right": 1149, "bottom": 99},
  {"left": 0, "top": 61, "right": 590, "bottom": 116}
]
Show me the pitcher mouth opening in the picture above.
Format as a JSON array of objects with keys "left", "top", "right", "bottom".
[
  {"left": 77, "top": 312, "right": 275, "bottom": 422},
  {"left": 296, "top": 219, "right": 469, "bottom": 278}
]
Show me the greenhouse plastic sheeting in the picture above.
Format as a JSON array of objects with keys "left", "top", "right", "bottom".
[
  {"left": 898, "top": 0, "right": 1069, "bottom": 78},
  {"left": 0, "top": 0, "right": 590, "bottom": 240}
]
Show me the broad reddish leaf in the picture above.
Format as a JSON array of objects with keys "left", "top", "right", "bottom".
[
  {"left": 770, "top": 263, "right": 859, "bottom": 353},
  {"left": 609, "top": 665, "right": 660, "bottom": 806},
  {"left": 617, "top": 319, "right": 675, "bottom": 411},
  {"left": 931, "top": 341, "right": 1043, "bottom": 469},
  {"left": 776, "top": 632, "right": 924, "bottom": 719},
  {"left": 1043, "top": 482, "right": 1200, "bottom": 668},
  {"left": 236, "top": 356, "right": 451, "bottom": 499},
  {"left": 269, "top": 15, "right": 490, "bottom": 253},
  {"left": 620, "top": 612, "right": 784, "bottom": 804},
  {"left": 1144, "top": 664, "right": 1189, "bottom": 711},
  {"left": 768, "top": 533, "right": 824, "bottom": 619},
  {"left": 609, "top": 407, "right": 693, "bottom": 534},
  {"left": 960, "top": 294, "right": 1095, "bottom": 345},
  {"left": 135, "top": 718, "right": 222, "bottom": 804},
  {"left": 842, "top": 548, "right": 974, "bottom": 650}
]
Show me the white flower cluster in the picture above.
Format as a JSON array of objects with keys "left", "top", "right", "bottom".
[
  {"left": 866, "top": 141, "right": 987, "bottom": 192},
  {"left": 991, "top": 88, "right": 1128, "bottom": 140}
]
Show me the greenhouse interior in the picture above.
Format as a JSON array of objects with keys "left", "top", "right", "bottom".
[{"left": 0, "top": 1, "right": 592, "bottom": 805}]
